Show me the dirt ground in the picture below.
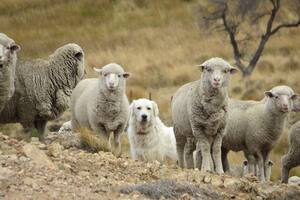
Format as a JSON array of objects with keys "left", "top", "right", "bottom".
[{"left": 0, "top": 131, "right": 299, "bottom": 200}]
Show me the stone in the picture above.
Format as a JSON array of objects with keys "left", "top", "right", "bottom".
[
  {"left": 23, "top": 144, "right": 56, "bottom": 169},
  {"left": 0, "top": 166, "right": 14, "bottom": 181},
  {"left": 47, "top": 142, "right": 63, "bottom": 158},
  {"left": 223, "top": 178, "right": 241, "bottom": 189}
]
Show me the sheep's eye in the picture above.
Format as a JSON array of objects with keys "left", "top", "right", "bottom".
[
  {"left": 147, "top": 107, "right": 151, "bottom": 110},
  {"left": 103, "top": 73, "right": 108, "bottom": 77},
  {"left": 206, "top": 68, "right": 212, "bottom": 72},
  {"left": 118, "top": 74, "right": 121, "bottom": 78},
  {"left": 137, "top": 107, "right": 141, "bottom": 110},
  {"left": 223, "top": 69, "right": 229, "bottom": 73},
  {"left": 275, "top": 96, "right": 279, "bottom": 99}
]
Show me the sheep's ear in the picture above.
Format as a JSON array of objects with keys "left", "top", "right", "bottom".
[
  {"left": 196, "top": 64, "right": 205, "bottom": 72},
  {"left": 229, "top": 67, "right": 239, "bottom": 74},
  {"left": 151, "top": 101, "right": 159, "bottom": 117},
  {"left": 10, "top": 43, "right": 21, "bottom": 52},
  {"left": 264, "top": 91, "right": 274, "bottom": 98},
  {"left": 123, "top": 72, "right": 130, "bottom": 78},
  {"left": 268, "top": 160, "right": 274, "bottom": 166},
  {"left": 93, "top": 67, "right": 102, "bottom": 74},
  {"left": 75, "top": 52, "right": 83, "bottom": 60},
  {"left": 291, "top": 93, "right": 299, "bottom": 100}
]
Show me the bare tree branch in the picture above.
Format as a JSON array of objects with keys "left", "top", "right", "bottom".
[
  {"left": 270, "top": 17, "right": 300, "bottom": 35},
  {"left": 221, "top": 3, "right": 245, "bottom": 71},
  {"left": 245, "top": 0, "right": 280, "bottom": 75}
]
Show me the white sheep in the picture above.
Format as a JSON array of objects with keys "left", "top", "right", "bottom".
[
  {"left": 0, "top": 43, "right": 85, "bottom": 138},
  {"left": 0, "top": 33, "right": 20, "bottom": 112},
  {"left": 171, "top": 57, "right": 237, "bottom": 173},
  {"left": 281, "top": 120, "right": 300, "bottom": 183},
  {"left": 71, "top": 63, "right": 130, "bottom": 156},
  {"left": 222, "top": 85, "right": 298, "bottom": 181}
]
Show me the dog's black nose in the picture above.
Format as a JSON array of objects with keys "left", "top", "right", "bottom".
[{"left": 141, "top": 114, "right": 148, "bottom": 120}]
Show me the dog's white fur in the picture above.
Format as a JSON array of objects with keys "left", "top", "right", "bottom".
[{"left": 127, "top": 98, "right": 177, "bottom": 162}]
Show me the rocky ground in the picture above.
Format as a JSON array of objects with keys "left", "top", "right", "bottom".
[{"left": 0, "top": 132, "right": 299, "bottom": 200}]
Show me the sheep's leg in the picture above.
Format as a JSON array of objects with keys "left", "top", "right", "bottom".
[
  {"left": 113, "top": 133, "right": 121, "bottom": 157},
  {"left": 196, "top": 135, "right": 212, "bottom": 172},
  {"left": 256, "top": 152, "right": 266, "bottom": 181},
  {"left": 174, "top": 127, "right": 186, "bottom": 168},
  {"left": 34, "top": 119, "right": 47, "bottom": 140},
  {"left": 221, "top": 148, "right": 230, "bottom": 173},
  {"left": 281, "top": 153, "right": 299, "bottom": 183},
  {"left": 262, "top": 151, "right": 271, "bottom": 181},
  {"left": 108, "top": 132, "right": 114, "bottom": 152},
  {"left": 194, "top": 150, "right": 202, "bottom": 169},
  {"left": 245, "top": 152, "right": 256, "bottom": 176},
  {"left": 21, "top": 122, "right": 35, "bottom": 141},
  {"left": 212, "top": 134, "right": 224, "bottom": 174},
  {"left": 184, "top": 137, "right": 196, "bottom": 169}
]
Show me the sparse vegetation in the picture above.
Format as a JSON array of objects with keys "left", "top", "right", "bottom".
[{"left": 1, "top": 0, "right": 300, "bottom": 180}]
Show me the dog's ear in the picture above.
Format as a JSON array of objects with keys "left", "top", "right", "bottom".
[
  {"left": 129, "top": 100, "right": 136, "bottom": 118},
  {"left": 151, "top": 101, "right": 159, "bottom": 117}
]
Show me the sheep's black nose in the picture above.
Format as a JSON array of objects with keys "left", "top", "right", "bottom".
[{"left": 141, "top": 114, "right": 148, "bottom": 120}]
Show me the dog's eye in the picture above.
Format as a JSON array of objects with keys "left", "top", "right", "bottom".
[
  {"left": 147, "top": 107, "right": 151, "bottom": 110},
  {"left": 137, "top": 107, "right": 141, "bottom": 110}
]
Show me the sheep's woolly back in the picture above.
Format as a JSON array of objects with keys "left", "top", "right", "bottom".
[
  {"left": 0, "top": 33, "right": 18, "bottom": 112},
  {"left": 0, "top": 43, "right": 84, "bottom": 130}
]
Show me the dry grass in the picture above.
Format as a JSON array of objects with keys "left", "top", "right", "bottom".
[{"left": 1, "top": 0, "right": 300, "bottom": 179}]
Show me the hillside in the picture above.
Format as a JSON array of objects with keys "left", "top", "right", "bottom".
[{"left": 1, "top": 132, "right": 300, "bottom": 200}]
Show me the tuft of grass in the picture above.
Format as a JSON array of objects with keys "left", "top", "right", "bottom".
[
  {"left": 77, "top": 128, "right": 110, "bottom": 153},
  {"left": 76, "top": 127, "right": 130, "bottom": 155}
]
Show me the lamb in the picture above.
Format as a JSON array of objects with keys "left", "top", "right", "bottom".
[
  {"left": 222, "top": 85, "right": 298, "bottom": 181},
  {"left": 0, "top": 43, "right": 85, "bottom": 138},
  {"left": 171, "top": 57, "right": 238, "bottom": 173},
  {"left": 0, "top": 33, "right": 21, "bottom": 112},
  {"left": 281, "top": 120, "right": 300, "bottom": 183},
  {"left": 71, "top": 63, "right": 130, "bottom": 156}
]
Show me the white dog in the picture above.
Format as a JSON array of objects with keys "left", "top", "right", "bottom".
[{"left": 127, "top": 98, "right": 177, "bottom": 162}]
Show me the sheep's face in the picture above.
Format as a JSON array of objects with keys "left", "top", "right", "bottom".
[
  {"left": 265, "top": 86, "right": 298, "bottom": 113},
  {"left": 0, "top": 43, "right": 20, "bottom": 68},
  {"left": 94, "top": 63, "right": 130, "bottom": 91},
  {"left": 130, "top": 99, "right": 159, "bottom": 124},
  {"left": 199, "top": 58, "right": 238, "bottom": 89}
]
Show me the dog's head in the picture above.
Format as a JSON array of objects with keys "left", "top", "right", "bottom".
[{"left": 129, "top": 98, "right": 159, "bottom": 125}]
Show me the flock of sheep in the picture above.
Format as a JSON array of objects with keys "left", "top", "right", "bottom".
[{"left": 1, "top": 33, "right": 300, "bottom": 185}]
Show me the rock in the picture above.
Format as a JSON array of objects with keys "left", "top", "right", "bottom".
[
  {"left": 38, "top": 143, "right": 47, "bottom": 150},
  {"left": 0, "top": 166, "right": 14, "bottom": 181},
  {"left": 23, "top": 177, "right": 39, "bottom": 190},
  {"left": 211, "top": 176, "right": 223, "bottom": 187},
  {"left": 23, "top": 144, "right": 56, "bottom": 169},
  {"left": 223, "top": 178, "right": 241, "bottom": 189},
  {"left": 30, "top": 137, "right": 39, "bottom": 143},
  {"left": 203, "top": 175, "right": 212, "bottom": 183},
  {"left": 47, "top": 142, "right": 63, "bottom": 158}
]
